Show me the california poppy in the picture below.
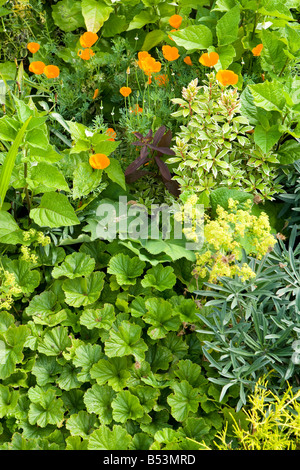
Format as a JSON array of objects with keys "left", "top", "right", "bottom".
[
  {"left": 137, "top": 51, "right": 161, "bottom": 77},
  {"left": 252, "top": 44, "right": 263, "bottom": 56},
  {"left": 106, "top": 128, "right": 116, "bottom": 141},
  {"left": 199, "top": 51, "right": 219, "bottom": 67},
  {"left": 44, "top": 65, "right": 60, "bottom": 79},
  {"left": 120, "top": 86, "right": 132, "bottom": 97},
  {"left": 80, "top": 31, "right": 98, "bottom": 48},
  {"left": 28, "top": 61, "right": 46, "bottom": 75},
  {"left": 184, "top": 56, "right": 192, "bottom": 66},
  {"left": 216, "top": 70, "right": 238, "bottom": 87},
  {"left": 169, "top": 14, "right": 182, "bottom": 29},
  {"left": 89, "top": 153, "right": 110, "bottom": 170},
  {"left": 93, "top": 89, "right": 99, "bottom": 100},
  {"left": 78, "top": 48, "right": 95, "bottom": 60},
  {"left": 162, "top": 45, "right": 179, "bottom": 61},
  {"left": 27, "top": 42, "right": 40, "bottom": 53},
  {"left": 129, "top": 104, "right": 143, "bottom": 114}
]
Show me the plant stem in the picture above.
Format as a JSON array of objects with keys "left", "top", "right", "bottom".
[
  {"left": 23, "top": 162, "right": 31, "bottom": 213},
  {"left": 279, "top": 58, "right": 289, "bottom": 77}
]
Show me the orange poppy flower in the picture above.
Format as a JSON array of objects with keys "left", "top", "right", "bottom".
[
  {"left": 43, "top": 65, "right": 60, "bottom": 79},
  {"left": 78, "top": 48, "right": 95, "bottom": 60},
  {"left": 129, "top": 104, "right": 143, "bottom": 114},
  {"left": 28, "top": 61, "right": 46, "bottom": 75},
  {"left": 106, "top": 128, "right": 116, "bottom": 141},
  {"left": 252, "top": 43, "right": 263, "bottom": 56},
  {"left": 184, "top": 56, "right": 192, "bottom": 66},
  {"left": 80, "top": 31, "right": 98, "bottom": 48},
  {"left": 169, "top": 14, "right": 182, "bottom": 29},
  {"left": 199, "top": 51, "right": 219, "bottom": 67},
  {"left": 120, "top": 86, "right": 132, "bottom": 97},
  {"left": 216, "top": 70, "right": 239, "bottom": 87},
  {"left": 89, "top": 153, "right": 110, "bottom": 170},
  {"left": 93, "top": 89, "right": 99, "bottom": 100},
  {"left": 154, "top": 74, "right": 169, "bottom": 87},
  {"left": 137, "top": 52, "right": 161, "bottom": 77},
  {"left": 162, "top": 45, "right": 179, "bottom": 61},
  {"left": 27, "top": 42, "right": 40, "bottom": 54}
]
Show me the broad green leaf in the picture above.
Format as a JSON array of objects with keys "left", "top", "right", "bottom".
[
  {"left": 81, "top": 0, "right": 113, "bottom": 33},
  {"left": 62, "top": 271, "right": 105, "bottom": 307},
  {"left": 254, "top": 124, "right": 282, "bottom": 153},
  {"left": 107, "top": 253, "right": 145, "bottom": 286},
  {"left": 277, "top": 139, "right": 300, "bottom": 165},
  {"left": 127, "top": 10, "right": 158, "bottom": 31},
  {"left": 28, "top": 386, "right": 64, "bottom": 427},
  {"left": 141, "top": 264, "right": 176, "bottom": 291},
  {"left": 104, "top": 321, "right": 148, "bottom": 361},
  {"left": 88, "top": 425, "right": 132, "bottom": 450},
  {"left": 31, "top": 355, "right": 62, "bottom": 387},
  {"left": 0, "top": 116, "right": 32, "bottom": 209},
  {"left": 111, "top": 390, "right": 144, "bottom": 423},
  {"left": 258, "top": 0, "right": 293, "bottom": 20},
  {"left": 30, "top": 192, "right": 80, "bottom": 228},
  {"left": 37, "top": 325, "right": 71, "bottom": 356},
  {"left": 25, "top": 291, "right": 58, "bottom": 318},
  {"left": 130, "top": 385, "right": 160, "bottom": 414},
  {"left": 167, "top": 380, "right": 200, "bottom": 422},
  {"left": 248, "top": 80, "right": 286, "bottom": 112},
  {"left": 51, "top": 0, "right": 85, "bottom": 32},
  {"left": 73, "top": 343, "right": 103, "bottom": 382},
  {"left": 66, "top": 410, "right": 98, "bottom": 438},
  {"left": 216, "top": 5, "right": 240, "bottom": 46},
  {"left": 182, "top": 417, "right": 211, "bottom": 442},
  {"left": 102, "top": 14, "right": 128, "bottom": 37},
  {"left": 84, "top": 384, "right": 116, "bottom": 424},
  {"left": 142, "top": 29, "right": 167, "bottom": 51},
  {"left": 80, "top": 304, "right": 115, "bottom": 330},
  {"left": 216, "top": 44, "right": 236, "bottom": 69},
  {"left": 104, "top": 158, "right": 126, "bottom": 190},
  {"left": 169, "top": 296, "right": 200, "bottom": 323},
  {"left": 144, "top": 298, "right": 181, "bottom": 340},
  {"left": 72, "top": 162, "right": 104, "bottom": 199},
  {"left": 56, "top": 363, "right": 82, "bottom": 390},
  {"left": 0, "top": 384, "right": 19, "bottom": 418},
  {"left": 52, "top": 252, "right": 95, "bottom": 279},
  {"left": 145, "top": 343, "right": 173, "bottom": 373},
  {"left": 65, "top": 436, "right": 88, "bottom": 450},
  {"left": 90, "top": 356, "right": 131, "bottom": 391},
  {"left": 260, "top": 30, "right": 288, "bottom": 75},
  {"left": 170, "top": 25, "right": 212, "bottom": 51},
  {"left": 29, "top": 162, "right": 70, "bottom": 192},
  {"left": 0, "top": 211, "right": 24, "bottom": 244},
  {"left": 174, "top": 359, "right": 206, "bottom": 388}
]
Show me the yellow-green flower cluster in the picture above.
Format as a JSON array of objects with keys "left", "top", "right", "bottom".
[
  {"left": 23, "top": 228, "right": 50, "bottom": 246},
  {"left": 0, "top": 268, "right": 22, "bottom": 310},
  {"left": 194, "top": 199, "right": 277, "bottom": 283},
  {"left": 20, "top": 245, "right": 38, "bottom": 264}
]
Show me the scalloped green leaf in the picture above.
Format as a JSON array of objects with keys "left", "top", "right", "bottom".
[
  {"left": 104, "top": 321, "right": 148, "bottom": 362},
  {"left": 62, "top": 271, "right": 105, "bottom": 307},
  {"left": 111, "top": 390, "right": 144, "bottom": 423},
  {"left": 107, "top": 253, "right": 146, "bottom": 286},
  {"left": 52, "top": 252, "right": 95, "bottom": 279},
  {"left": 167, "top": 381, "right": 201, "bottom": 422},
  {"left": 88, "top": 425, "right": 132, "bottom": 450},
  {"left": 90, "top": 356, "right": 131, "bottom": 391},
  {"left": 141, "top": 265, "right": 176, "bottom": 291},
  {"left": 84, "top": 384, "right": 116, "bottom": 424}
]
